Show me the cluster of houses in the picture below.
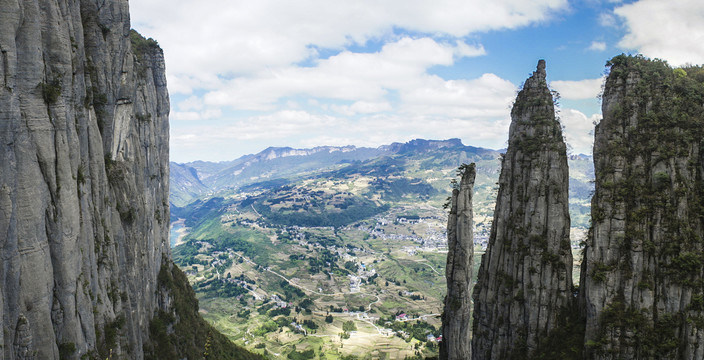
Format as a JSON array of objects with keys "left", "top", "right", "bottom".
[
  {"left": 427, "top": 334, "right": 441, "bottom": 342},
  {"left": 270, "top": 294, "right": 291, "bottom": 309},
  {"left": 290, "top": 321, "right": 307, "bottom": 335},
  {"left": 366, "top": 213, "right": 493, "bottom": 252},
  {"left": 353, "top": 214, "right": 450, "bottom": 252}
]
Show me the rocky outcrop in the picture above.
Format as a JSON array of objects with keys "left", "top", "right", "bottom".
[
  {"left": 471, "top": 60, "right": 573, "bottom": 359},
  {"left": 0, "top": 1, "right": 257, "bottom": 359},
  {"left": 0, "top": 0, "right": 167, "bottom": 357},
  {"left": 441, "top": 163, "right": 476, "bottom": 360},
  {"left": 579, "top": 55, "right": 704, "bottom": 359}
]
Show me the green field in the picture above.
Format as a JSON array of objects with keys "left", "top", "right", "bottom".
[{"left": 170, "top": 142, "right": 594, "bottom": 358}]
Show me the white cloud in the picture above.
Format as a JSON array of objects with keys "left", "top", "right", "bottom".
[
  {"left": 233, "top": 111, "right": 346, "bottom": 140},
  {"left": 171, "top": 108, "right": 222, "bottom": 121},
  {"left": 169, "top": 108, "right": 515, "bottom": 161},
  {"left": 177, "top": 96, "right": 204, "bottom": 111},
  {"left": 131, "top": 0, "right": 567, "bottom": 93},
  {"left": 202, "top": 37, "right": 485, "bottom": 110},
  {"left": 131, "top": 0, "right": 571, "bottom": 161},
  {"left": 551, "top": 77, "right": 604, "bottom": 100},
  {"left": 560, "top": 109, "right": 599, "bottom": 154},
  {"left": 588, "top": 41, "right": 606, "bottom": 51},
  {"left": 598, "top": 12, "right": 618, "bottom": 27},
  {"left": 401, "top": 74, "right": 517, "bottom": 118},
  {"left": 355, "top": 114, "right": 513, "bottom": 149},
  {"left": 175, "top": 111, "right": 344, "bottom": 141},
  {"left": 171, "top": 112, "right": 201, "bottom": 121},
  {"left": 298, "top": 135, "right": 360, "bottom": 149},
  {"left": 331, "top": 101, "right": 393, "bottom": 116},
  {"left": 298, "top": 114, "right": 513, "bottom": 151},
  {"left": 615, "top": 0, "right": 704, "bottom": 66},
  {"left": 455, "top": 42, "right": 487, "bottom": 57}
]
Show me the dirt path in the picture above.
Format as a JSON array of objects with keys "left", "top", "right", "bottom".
[{"left": 411, "top": 259, "right": 443, "bottom": 276}]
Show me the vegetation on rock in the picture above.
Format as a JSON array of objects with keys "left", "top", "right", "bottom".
[
  {"left": 581, "top": 54, "right": 704, "bottom": 359},
  {"left": 145, "top": 261, "right": 264, "bottom": 360}
]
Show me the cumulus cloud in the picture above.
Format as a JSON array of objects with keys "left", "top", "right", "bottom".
[
  {"left": 225, "top": 111, "right": 345, "bottom": 140},
  {"left": 331, "top": 101, "right": 393, "bottom": 116},
  {"left": 297, "top": 114, "right": 513, "bottom": 151},
  {"left": 177, "top": 96, "right": 204, "bottom": 111},
  {"left": 202, "top": 37, "right": 488, "bottom": 110},
  {"left": 170, "top": 109, "right": 515, "bottom": 161},
  {"left": 551, "top": 77, "right": 604, "bottom": 100},
  {"left": 588, "top": 41, "right": 607, "bottom": 51},
  {"left": 400, "top": 74, "right": 517, "bottom": 118},
  {"left": 131, "top": 0, "right": 567, "bottom": 93},
  {"left": 170, "top": 110, "right": 345, "bottom": 155},
  {"left": 171, "top": 108, "right": 223, "bottom": 121},
  {"left": 615, "top": 0, "right": 704, "bottom": 66},
  {"left": 455, "top": 42, "right": 487, "bottom": 57},
  {"left": 560, "top": 109, "right": 599, "bottom": 154},
  {"left": 131, "top": 0, "right": 570, "bottom": 161},
  {"left": 598, "top": 12, "right": 618, "bottom": 27}
]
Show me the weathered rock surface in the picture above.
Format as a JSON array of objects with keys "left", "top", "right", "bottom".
[
  {"left": 472, "top": 60, "right": 573, "bottom": 359},
  {"left": 441, "top": 163, "right": 476, "bottom": 360},
  {"left": 580, "top": 55, "right": 704, "bottom": 359},
  {"left": 0, "top": 1, "right": 259, "bottom": 359},
  {"left": 0, "top": 1, "right": 168, "bottom": 358}
]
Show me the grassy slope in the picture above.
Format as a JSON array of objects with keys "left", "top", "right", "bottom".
[
  {"left": 168, "top": 144, "right": 594, "bottom": 358},
  {"left": 144, "top": 261, "right": 265, "bottom": 360}
]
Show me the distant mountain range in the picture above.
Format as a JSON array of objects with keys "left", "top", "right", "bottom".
[
  {"left": 172, "top": 139, "right": 490, "bottom": 206},
  {"left": 170, "top": 138, "right": 594, "bottom": 229},
  {"left": 168, "top": 138, "right": 594, "bottom": 358}
]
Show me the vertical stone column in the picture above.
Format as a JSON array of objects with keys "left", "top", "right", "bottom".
[
  {"left": 580, "top": 55, "right": 704, "bottom": 360},
  {"left": 442, "top": 163, "right": 476, "bottom": 360},
  {"left": 472, "top": 60, "right": 573, "bottom": 359}
]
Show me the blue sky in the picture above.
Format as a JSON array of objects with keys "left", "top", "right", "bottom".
[{"left": 130, "top": 0, "right": 704, "bottom": 162}]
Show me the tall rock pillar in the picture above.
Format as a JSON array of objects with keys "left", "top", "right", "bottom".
[
  {"left": 580, "top": 55, "right": 704, "bottom": 359},
  {"left": 0, "top": 1, "right": 260, "bottom": 359},
  {"left": 472, "top": 60, "right": 573, "bottom": 359},
  {"left": 441, "top": 163, "right": 476, "bottom": 360}
]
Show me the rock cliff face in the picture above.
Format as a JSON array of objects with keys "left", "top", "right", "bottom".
[
  {"left": 0, "top": 0, "right": 168, "bottom": 358},
  {"left": 471, "top": 60, "right": 573, "bottom": 359},
  {"left": 441, "top": 163, "right": 476, "bottom": 360},
  {"left": 580, "top": 55, "right": 704, "bottom": 359},
  {"left": 0, "top": 1, "right": 256, "bottom": 359}
]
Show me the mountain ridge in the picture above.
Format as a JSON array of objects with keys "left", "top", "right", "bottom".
[{"left": 170, "top": 138, "right": 498, "bottom": 206}]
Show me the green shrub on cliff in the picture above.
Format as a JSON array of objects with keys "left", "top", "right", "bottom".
[{"left": 144, "top": 261, "right": 265, "bottom": 360}]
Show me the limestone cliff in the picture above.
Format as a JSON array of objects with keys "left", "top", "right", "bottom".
[
  {"left": 471, "top": 60, "right": 573, "bottom": 359},
  {"left": 0, "top": 1, "right": 258, "bottom": 359},
  {"left": 441, "top": 163, "right": 476, "bottom": 360},
  {"left": 580, "top": 55, "right": 704, "bottom": 359}
]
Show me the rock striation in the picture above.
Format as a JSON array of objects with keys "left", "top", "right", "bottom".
[
  {"left": 471, "top": 60, "right": 573, "bottom": 359},
  {"left": 441, "top": 163, "right": 476, "bottom": 360},
  {"left": 442, "top": 55, "right": 704, "bottom": 360},
  {"left": 580, "top": 55, "right": 704, "bottom": 359},
  {"left": 0, "top": 1, "right": 258, "bottom": 359}
]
